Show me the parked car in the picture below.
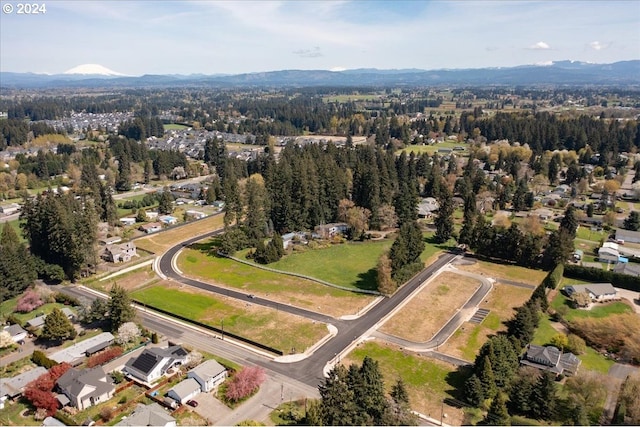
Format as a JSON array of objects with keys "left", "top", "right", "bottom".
[{"left": 187, "top": 400, "right": 198, "bottom": 407}]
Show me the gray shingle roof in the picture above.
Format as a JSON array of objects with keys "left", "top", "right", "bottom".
[{"left": 116, "top": 403, "right": 175, "bottom": 426}]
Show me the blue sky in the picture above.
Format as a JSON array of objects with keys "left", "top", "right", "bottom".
[{"left": 1, "top": 0, "right": 638, "bottom": 75}]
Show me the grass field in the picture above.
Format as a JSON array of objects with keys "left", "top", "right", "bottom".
[
  {"left": 135, "top": 214, "right": 224, "bottom": 254},
  {"left": 163, "top": 123, "right": 190, "bottom": 130},
  {"left": 380, "top": 272, "right": 481, "bottom": 342},
  {"left": 132, "top": 284, "right": 327, "bottom": 353},
  {"left": 0, "top": 299, "right": 74, "bottom": 324},
  {"left": 440, "top": 283, "right": 534, "bottom": 361},
  {"left": 178, "top": 245, "right": 375, "bottom": 317},
  {"left": 576, "top": 226, "right": 606, "bottom": 242},
  {"left": 0, "top": 398, "right": 38, "bottom": 426},
  {"left": 342, "top": 341, "right": 468, "bottom": 426},
  {"left": 265, "top": 240, "right": 393, "bottom": 290}
]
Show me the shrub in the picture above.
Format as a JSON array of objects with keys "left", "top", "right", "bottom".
[
  {"left": 151, "top": 332, "right": 159, "bottom": 344},
  {"left": 16, "top": 289, "right": 44, "bottom": 313},
  {"left": 118, "top": 395, "right": 128, "bottom": 404},
  {"left": 5, "top": 313, "right": 22, "bottom": 326},
  {"left": 31, "top": 350, "right": 57, "bottom": 369},
  {"left": 100, "top": 406, "right": 114, "bottom": 422},
  {"left": 87, "top": 346, "right": 123, "bottom": 368},
  {"left": 111, "top": 370, "right": 125, "bottom": 384},
  {"left": 54, "top": 293, "right": 80, "bottom": 306},
  {"left": 564, "top": 264, "right": 640, "bottom": 292}
]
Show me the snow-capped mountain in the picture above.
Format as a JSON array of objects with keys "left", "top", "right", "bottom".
[{"left": 63, "top": 64, "right": 127, "bottom": 76}]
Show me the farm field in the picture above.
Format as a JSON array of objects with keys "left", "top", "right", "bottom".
[
  {"left": 342, "top": 341, "right": 467, "bottom": 426},
  {"left": 177, "top": 244, "right": 375, "bottom": 318},
  {"left": 135, "top": 213, "right": 224, "bottom": 253},
  {"left": 401, "top": 141, "right": 467, "bottom": 155},
  {"left": 163, "top": 123, "right": 190, "bottom": 130},
  {"left": 439, "top": 282, "right": 534, "bottom": 361},
  {"left": 379, "top": 271, "right": 481, "bottom": 342},
  {"left": 131, "top": 283, "right": 328, "bottom": 354}
]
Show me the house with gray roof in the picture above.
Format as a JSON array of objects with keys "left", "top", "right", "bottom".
[
  {"left": 187, "top": 359, "right": 227, "bottom": 392},
  {"left": 115, "top": 402, "right": 176, "bottom": 427},
  {"left": 167, "top": 378, "right": 201, "bottom": 404},
  {"left": 613, "top": 262, "right": 640, "bottom": 277},
  {"left": 563, "top": 283, "right": 618, "bottom": 303},
  {"left": 124, "top": 345, "right": 188, "bottom": 384},
  {"left": 56, "top": 366, "right": 115, "bottom": 410},
  {"left": 616, "top": 228, "right": 640, "bottom": 244},
  {"left": 0, "top": 366, "right": 47, "bottom": 399},
  {"left": 26, "top": 307, "right": 75, "bottom": 329},
  {"left": 50, "top": 332, "right": 114, "bottom": 364},
  {"left": 520, "top": 344, "right": 581, "bottom": 376}
]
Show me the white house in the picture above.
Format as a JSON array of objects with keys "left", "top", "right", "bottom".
[
  {"left": 167, "top": 378, "right": 201, "bottom": 404},
  {"left": 563, "top": 283, "right": 618, "bottom": 303},
  {"left": 3, "top": 324, "right": 27, "bottom": 343},
  {"left": 124, "top": 345, "right": 188, "bottom": 384},
  {"left": 598, "top": 246, "right": 623, "bottom": 264},
  {"left": 120, "top": 217, "right": 136, "bottom": 226},
  {"left": 159, "top": 215, "right": 177, "bottom": 225},
  {"left": 185, "top": 210, "right": 207, "bottom": 220},
  {"left": 56, "top": 367, "right": 115, "bottom": 410},
  {"left": 187, "top": 359, "right": 227, "bottom": 392},
  {"left": 314, "top": 223, "right": 349, "bottom": 239},
  {"left": 102, "top": 242, "right": 137, "bottom": 263},
  {"left": 0, "top": 203, "right": 21, "bottom": 215}
]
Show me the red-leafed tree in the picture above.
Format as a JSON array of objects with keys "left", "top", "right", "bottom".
[
  {"left": 87, "top": 346, "right": 123, "bottom": 368},
  {"left": 225, "top": 366, "right": 266, "bottom": 402},
  {"left": 49, "top": 362, "right": 72, "bottom": 381},
  {"left": 24, "top": 373, "right": 58, "bottom": 416}
]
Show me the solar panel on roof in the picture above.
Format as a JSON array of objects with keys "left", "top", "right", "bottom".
[{"left": 131, "top": 352, "right": 160, "bottom": 374}]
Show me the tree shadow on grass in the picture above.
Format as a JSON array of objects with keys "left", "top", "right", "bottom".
[
  {"left": 425, "top": 235, "right": 457, "bottom": 252},
  {"left": 190, "top": 237, "right": 222, "bottom": 255},
  {"left": 444, "top": 366, "right": 473, "bottom": 405},
  {"left": 353, "top": 268, "right": 379, "bottom": 291}
]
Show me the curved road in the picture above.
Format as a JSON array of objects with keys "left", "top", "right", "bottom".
[{"left": 157, "top": 230, "right": 458, "bottom": 386}]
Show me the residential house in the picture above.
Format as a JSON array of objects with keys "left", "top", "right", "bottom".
[
  {"left": 42, "top": 416, "right": 66, "bottom": 426},
  {"left": 50, "top": 332, "right": 114, "bottom": 364},
  {"left": 146, "top": 211, "right": 159, "bottom": 220},
  {"left": 417, "top": 197, "right": 439, "bottom": 218},
  {"left": 26, "top": 307, "right": 75, "bottom": 329},
  {"left": 613, "top": 262, "right": 640, "bottom": 277},
  {"left": 56, "top": 366, "right": 115, "bottom": 410},
  {"left": 167, "top": 378, "right": 200, "bottom": 405},
  {"left": 98, "top": 236, "right": 122, "bottom": 246},
  {"left": 139, "top": 222, "right": 163, "bottom": 234},
  {"left": 314, "top": 223, "right": 349, "bottom": 239},
  {"left": 0, "top": 202, "right": 21, "bottom": 215},
  {"left": 3, "top": 324, "right": 27, "bottom": 343},
  {"left": 187, "top": 359, "right": 227, "bottom": 392},
  {"left": 0, "top": 366, "right": 47, "bottom": 408},
  {"left": 185, "top": 210, "right": 206, "bottom": 220},
  {"left": 159, "top": 215, "right": 177, "bottom": 225},
  {"left": 616, "top": 228, "right": 640, "bottom": 244},
  {"left": 115, "top": 403, "right": 176, "bottom": 427},
  {"left": 124, "top": 345, "right": 188, "bottom": 384},
  {"left": 102, "top": 242, "right": 136, "bottom": 263},
  {"left": 563, "top": 283, "right": 618, "bottom": 303},
  {"left": 520, "top": 344, "right": 581, "bottom": 376},
  {"left": 598, "top": 246, "right": 627, "bottom": 264},
  {"left": 120, "top": 217, "right": 136, "bottom": 226}
]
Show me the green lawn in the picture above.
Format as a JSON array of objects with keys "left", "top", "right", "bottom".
[
  {"left": 266, "top": 240, "right": 393, "bottom": 290},
  {"left": 401, "top": 141, "right": 468, "bottom": 155},
  {"left": 0, "top": 299, "right": 74, "bottom": 324},
  {"left": 0, "top": 398, "right": 38, "bottom": 426},
  {"left": 131, "top": 285, "right": 327, "bottom": 353},
  {"left": 550, "top": 292, "right": 633, "bottom": 321},
  {"left": 576, "top": 226, "right": 606, "bottom": 242}
]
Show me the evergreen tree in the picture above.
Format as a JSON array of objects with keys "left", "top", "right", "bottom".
[
  {"left": 0, "top": 223, "right": 36, "bottom": 300},
  {"left": 464, "top": 374, "right": 485, "bottom": 407},
  {"left": 244, "top": 174, "right": 269, "bottom": 242},
  {"left": 484, "top": 392, "right": 511, "bottom": 426},
  {"left": 376, "top": 253, "right": 397, "bottom": 295},
  {"left": 318, "top": 364, "right": 360, "bottom": 425},
  {"left": 41, "top": 307, "right": 76, "bottom": 342},
  {"left": 434, "top": 185, "right": 454, "bottom": 243},
  {"left": 477, "top": 355, "right": 497, "bottom": 399},
  {"left": 358, "top": 356, "right": 389, "bottom": 424},
  {"left": 559, "top": 205, "right": 578, "bottom": 238},
  {"left": 542, "top": 229, "right": 573, "bottom": 269},
  {"left": 108, "top": 285, "right": 135, "bottom": 331},
  {"left": 508, "top": 368, "right": 538, "bottom": 418},
  {"left": 623, "top": 210, "right": 640, "bottom": 231},
  {"left": 158, "top": 188, "right": 174, "bottom": 214},
  {"left": 531, "top": 372, "right": 557, "bottom": 420}
]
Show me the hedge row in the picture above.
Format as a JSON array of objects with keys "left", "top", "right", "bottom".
[
  {"left": 564, "top": 264, "right": 640, "bottom": 292},
  {"left": 543, "top": 263, "right": 565, "bottom": 289}
]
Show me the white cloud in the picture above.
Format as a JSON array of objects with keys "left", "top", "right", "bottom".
[
  {"left": 529, "top": 41, "right": 551, "bottom": 50},
  {"left": 330, "top": 67, "right": 347, "bottom": 72},
  {"left": 589, "top": 41, "right": 608, "bottom": 51}
]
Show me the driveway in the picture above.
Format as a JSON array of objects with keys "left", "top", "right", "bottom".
[
  {"left": 190, "top": 390, "right": 231, "bottom": 425},
  {"left": 615, "top": 288, "right": 640, "bottom": 314}
]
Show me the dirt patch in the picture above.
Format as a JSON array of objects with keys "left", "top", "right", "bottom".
[
  {"left": 101, "top": 268, "right": 157, "bottom": 291},
  {"left": 456, "top": 259, "right": 547, "bottom": 286},
  {"left": 439, "top": 283, "right": 534, "bottom": 360},
  {"left": 379, "top": 272, "right": 481, "bottom": 342}
]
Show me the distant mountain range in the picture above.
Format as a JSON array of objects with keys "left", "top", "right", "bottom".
[{"left": 2, "top": 60, "right": 639, "bottom": 88}]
